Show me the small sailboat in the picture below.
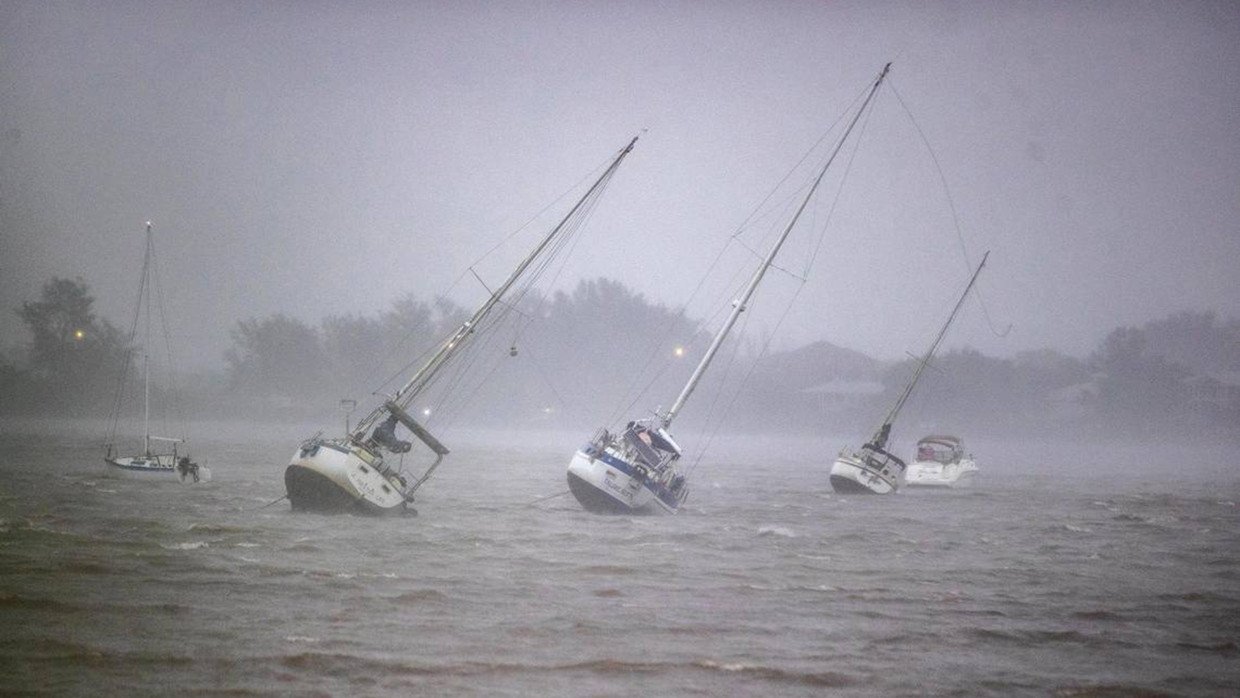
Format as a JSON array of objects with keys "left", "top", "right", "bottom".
[
  {"left": 904, "top": 434, "right": 978, "bottom": 488},
  {"left": 567, "top": 64, "right": 894, "bottom": 515},
  {"left": 285, "top": 136, "right": 639, "bottom": 515},
  {"left": 103, "top": 222, "right": 202, "bottom": 482},
  {"left": 828, "top": 252, "right": 988, "bottom": 495}
]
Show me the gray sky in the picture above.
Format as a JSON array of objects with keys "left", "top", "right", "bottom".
[{"left": 3, "top": 1, "right": 1238, "bottom": 370}]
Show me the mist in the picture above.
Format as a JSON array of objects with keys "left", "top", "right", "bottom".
[
  {"left": 2, "top": 2, "right": 1239, "bottom": 475},
  {"left": 4, "top": 2, "right": 1239, "bottom": 366}
]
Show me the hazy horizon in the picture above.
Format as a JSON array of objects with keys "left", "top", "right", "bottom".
[{"left": 3, "top": 2, "right": 1239, "bottom": 371}]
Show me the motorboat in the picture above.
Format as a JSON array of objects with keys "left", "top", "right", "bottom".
[{"left": 903, "top": 435, "right": 978, "bottom": 488}]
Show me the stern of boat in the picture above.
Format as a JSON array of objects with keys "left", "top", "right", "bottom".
[
  {"left": 829, "top": 449, "right": 901, "bottom": 495},
  {"left": 285, "top": 439, "right": 410, "bottom": 515},
  {"left": 567, "top": 445, "right": 660, "bottom": 514}
]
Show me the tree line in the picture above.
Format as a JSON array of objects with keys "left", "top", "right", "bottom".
[{"left": 4, "top": 276, "right": 1237, "bottom": 442}]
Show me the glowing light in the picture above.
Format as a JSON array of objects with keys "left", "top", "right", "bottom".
[
  {"left": 673, "top": 346, "right": 685, "bottom": 357},
  {"left": 422, "top": 408, "right": 431, "bottom": 417},
  {"left": 74, "top": 329, "right": 85, "bottom": 340}
]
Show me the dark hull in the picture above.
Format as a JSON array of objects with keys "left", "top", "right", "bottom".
[
  {"left": 829, "top": 473, "right": 886, "bottom": 495},
  {"left": 284, "top": 464, "right": 413, "bottom": 516},
  {"left": 566, "top": 470, "right": 653, "bottom": 515}
]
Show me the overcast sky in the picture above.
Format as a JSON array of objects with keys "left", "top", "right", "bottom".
[{"left": 2, "top": 1, "right": 1238, "bottom": 370}]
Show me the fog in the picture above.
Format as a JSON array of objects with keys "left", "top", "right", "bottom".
[{"left": 3, "top": 1, "right": 1238, "bottom": 371}]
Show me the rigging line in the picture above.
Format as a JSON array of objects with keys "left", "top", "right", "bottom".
[
  {"left": 607, "top": 239, "right": 767, "bottom": 424},
  {"left": 426, "top": 340, "right": 509, "bottom": 434},
  {"left": 361, "top": 154, "right": 612, "bottom": 396},
  {"left": 607, "top": 272, "right": 740, "bottom": 428},
  {"left": 395, "top": 159, "right": 623, "bottom": 414},
  {"left": 690, "top": 282, "right": 808, "bottom": 478},
  {"left": 887, "top": 79, "right": 1011, "bottom": 339},
  {"left": 527, "top": 490, "right": 572, "bottom": 506},
  {"left": 684, "top": 284, "right": 762, "bottom": 478},
  {"left": 804, "top": 84, "right": 884, "bottom": 277},
  {"left": 150, "top": 232, "right": 188, "bottom": 446},
  {"left": 488, "top": 171, "right": 613, "bottom": 356},
  {"left": 420, "top": 295, "right": 529, "bottom": 423},
  {"left": 506, "top": 201, "right": 594, "bottom": 347},
  {"left": 468, "top": 267, "right": 496, "bottom": 297},
  {"left": 106, "top": 227, "right": 154, "bottom": 446},
  {"left": 514, "top": 338, "right": 575, "bottom": 417},
  {"left": 460, "top": 155, "right": 614, "bottom": 276},
  {"left": 725, "top": 82, "right": 871, "bottom": 242}
]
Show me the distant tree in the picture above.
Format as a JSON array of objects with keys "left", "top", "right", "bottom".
[
  {"left": 225, "top": 314, "right": 327, "bottom": 399},
  {"left": 1089, "top": 326, "right": 1191, "bottom": 432},
  {"left": 1139, "top": 311, "right": 1240, "bottom": 375},
  {"left": 15, "top": 277, "right": 128, "bottom": 408}
]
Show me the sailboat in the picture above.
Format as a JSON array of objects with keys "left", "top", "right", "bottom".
[
  {"left": 566, "top": 64, "right": 894, "bottom": 515},
  {"left": 103, "top": 222, "right": 202, "bottom": 482},
  {"left": 285, "top": 136, "right": 639, "bottom": 515},
  {"left": 828, "top": 251, "right": 988, "bottom": 495}
]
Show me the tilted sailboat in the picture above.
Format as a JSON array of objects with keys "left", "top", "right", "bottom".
[
  {"left": 567, "top": 64, "right": 894, "bottom": 515},
  {"left": 828, "top": 251, "right": 988, "bottom": 495},
  {"left": 104, "top": 222, "right": 202, "bottom": 482},
  {"left": 285, "top": 136, "right": 638, "bottom": 515}
]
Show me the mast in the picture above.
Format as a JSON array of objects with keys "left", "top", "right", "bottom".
[
  {"left": 142, "top": 222, "right": 152, "bottom": 457},
  {"left": 869, "top": 251, "right": 989, "bottom": 450},
  {"left": 352, "top": 135, "right": 639, "bottom": 439},
  {"left": 663, "top": 63, "right": 892, "bottom": 428}
]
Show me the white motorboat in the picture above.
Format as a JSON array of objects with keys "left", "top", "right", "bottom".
[
  {"left": 903, "top": 435, "right": 978, "bottom": 488},
  {"left": 568, "top": 64, "right": 895, "bottom": 515},
  {"left": 829, "top": 253, "right": 989, "bottom": 495},
  {"left": 286, "top": 136, "right": 639, "bottom": 515},
  {"left": 103, "top": 223, "right": 205, "bottom": 483}
]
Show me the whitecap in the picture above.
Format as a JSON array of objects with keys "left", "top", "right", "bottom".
[
  {"left": 161, "top": 541, "right": 209, "bottom": 550},
  {"left": 758, "top": 525, "right": 796, "bottom": 538},
  {"left": 284, "top": 636, "right": 320, "bottom": 644}
]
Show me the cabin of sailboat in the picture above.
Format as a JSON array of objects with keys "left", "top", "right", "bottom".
[{"left": 284, "top": 136, "right": 639, "bottom": 515}]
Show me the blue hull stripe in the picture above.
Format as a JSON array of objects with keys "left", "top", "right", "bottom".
[{"left": 577, "top": 444, "right": 684, "bottom": 511}]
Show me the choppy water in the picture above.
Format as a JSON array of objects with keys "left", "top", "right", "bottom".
[{"left": 1, "top": 426, "right": 1238, "bottom": 697}]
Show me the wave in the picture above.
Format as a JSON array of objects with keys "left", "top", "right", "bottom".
[
  {"left": 270, "top": 653, "right": 855, "bottom": 687},
  {"left": 757, "top": 525, "right": 796, "bottom": 538},
  {"left": 966, "top": 627, "right": 1138, "bottom": 649},
  {"left": 576, "top": 564, "right": 640, "bottom": 575},
  {"left": 390, "top": 589, "right": 449, "bottom": 604},
  {"left": 1054, "top": 683, "right": 1177, "bottom": 697},
  {"left": 159, "top": 541, "right": 210, "bottom": 550},
  {"left": 1174, "top": 640, "right": 1238, "bottom": 655}
]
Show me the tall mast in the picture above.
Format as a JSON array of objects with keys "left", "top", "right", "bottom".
[
  {"left": 870, "top": 251, "right": 988, "bottom": 450},
  {"left": 663, "top": 63, "right": 892, "bottom": 428},
  {"left": 353, "top": 135, "right": 639, "bottom": 438},
  {"left": 143, "top": 222, "right": 152, "bottom": 457}
]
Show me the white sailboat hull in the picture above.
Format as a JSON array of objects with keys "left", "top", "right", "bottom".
[
  {"left": 285, "top": 440, "right": 412, "bottom": 515},
  {"left": 566, "top": 447, "right": 679, "bottom": 515},
  {"left": 105, "top": 455, "right": 178, "bottom": 478},
  {"left": 904, "top": 458, "right": 978, "bottom": 488},
  {"left": 828, "top": 453, "right": 900, "bottom": 495}
]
